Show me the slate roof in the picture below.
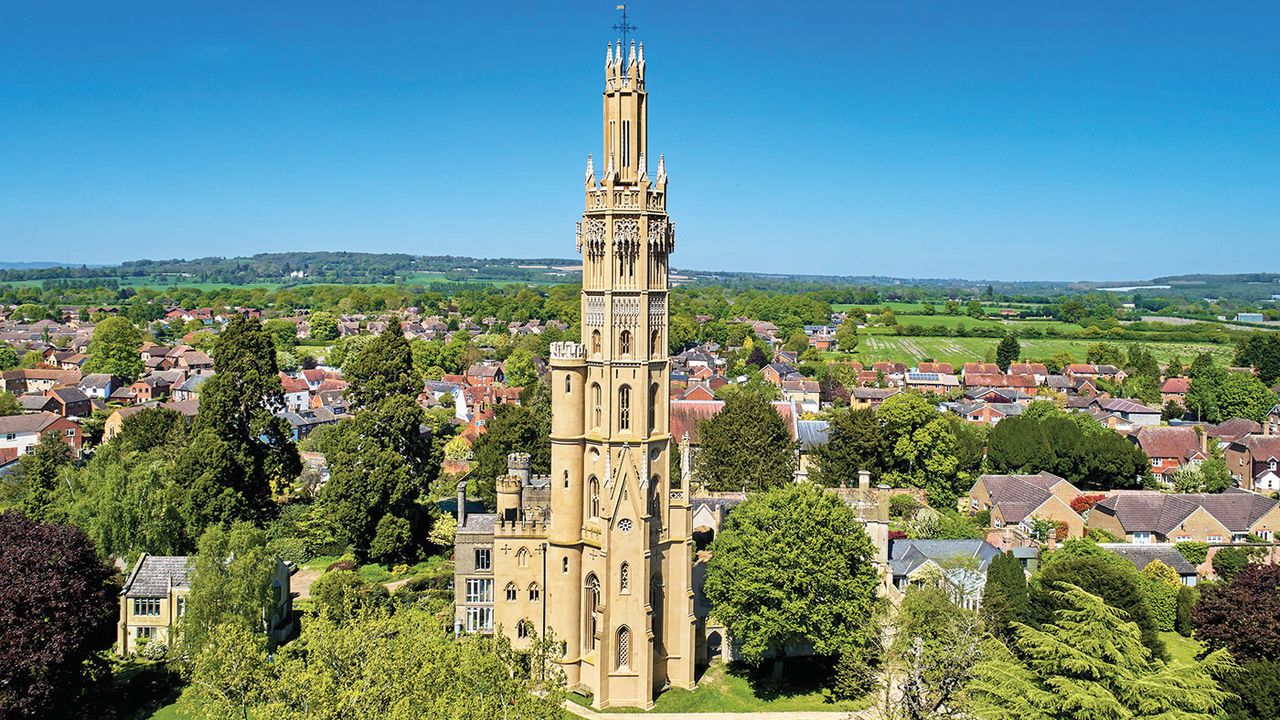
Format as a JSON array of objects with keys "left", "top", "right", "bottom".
[
  {"left": 889, "top": 539, "right": 1002, "bottom": 577},
  {"left": 457, "top": 512, "right": 497, "bottom": 535},
  {"left": 978, "top": 472, "right": 1072, "bottom": 523},
  {"left": 1098, "top": 543, "right": 1197, "bottom": 577},
  {"left": 1094, "top": 489, "right": 1277, "bottom": 534},
  {"left": 795, "top": 420, "right": 830, "bottom": 451},
  {"left": 1101, "top": 398, "right": 1160, "bottom": 415},
  {"left": 79, "top": 373, "right": 116, "bottom": 389},
  {"left": 121, "top": 554, "right": 192, "bottom": 598}
]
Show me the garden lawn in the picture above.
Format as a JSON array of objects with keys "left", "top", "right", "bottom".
[
  {"left": 1160, "top": 631, "right": 1204, "bottom": 665},
  {"left": 567, "top": 660, "right": 871, "bottom": 713}
]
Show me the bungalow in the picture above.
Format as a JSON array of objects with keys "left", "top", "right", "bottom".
[
  {"left": 0, "top": 411, "right": 82, "bottom": 458},
  {"left": 1225, "top": 434, "right": 1280, "bottom": 492},
  {"left": 1098, "top": 544, "right": 1198, "bottom": 586},
  {"left": 1206, "top": 418, "right": 1262, "bottom": 447},
  {"left": 1135, "top": 426, "right": 1207, "bottom": 482},
  {"left": 1088, "top": 489, "right": 1280, "bottom": 544},
  {"left": 946, "top": 401, "right": 1025, "bottom": 425},
  {"left": 966, "top": 471, "right": 1084, "bottom": 538},
  {"left": 887, "top": 539, "right": 1003, "bottom": 610}
]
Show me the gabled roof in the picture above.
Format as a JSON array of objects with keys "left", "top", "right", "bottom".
[
  {"left": 1098, "top": 543, "right": 1197, "bottom": 576},
  {"left": 1160, "top": 377, "right": 1190, "bottom": 394},
  {"left": 976, "top": 471, "right": 1074, "bottom": 523},
  {"left": 0, "top": 411, "right": 64, "bottom": 435},
  {"left": 1136, "top": 426, "right": 1202, "bottom": 460},
  {"left": 121, "top": 554, "right": 192, "bottom": 598},
  {"left": 1102, "top": 398, "right": 1161, "bottom": 415},
  {"left": 1208, "top": 418, "right": 1262, "bottom": 441},
  {"left": 1094, "top": 488, "right": 1277, "bottom": 534},
  {"left": 1231, "top": 434, "right": 1280, "bottom": 461},
  {"left": 888, "top": 539, "right": 1002, "bottom": 577}
]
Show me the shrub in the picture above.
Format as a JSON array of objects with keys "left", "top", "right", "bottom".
[
  {"left": 1176, "top": 584, "right": 1198, "bottom": 637},
  {"left": 1141, "top": 560, "right": 1180, "bottom": 632},
  {"left": 973, "top": 509, "right": 992, "bottom": 528},
  {"left": 889, "top": 493, "right": 922, "bottom": 520},
  {"left": 369, "top": 514, "right": 415, "bottom": 565},
  {"left": 1221, "top": 660, "right": 1280, "bottom": 720},
  {"left": 327, "top": 559, "right": 356, "bottom": 572},
  {"left": 265, "top": 536, "right": 310, "bottom": 567},
  {"left": 1086, "top": 527, "right": 1118, "bottom": 543},
  {"left": 1175, "top": 541, "right": 1210, "bottom": 566},
  {"left": 1212, "top": 547, "right": 1252, "bottom": 581},
  {"left": 1070, "top": 493, "right": 1107, "bottom": 514}
]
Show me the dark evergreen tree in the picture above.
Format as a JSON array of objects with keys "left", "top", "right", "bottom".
[
  {"left": 811, "top": 407, "right": 889, "bottom": 487},
  {"left": 694, "top": 391, "right": 795, "bottom": 492},
  {"left": 995, "top": 334, "right": 1020, "bottom": 372},
  {"left": 981, "top": 551, "right": 1029, "bottom": 640}
]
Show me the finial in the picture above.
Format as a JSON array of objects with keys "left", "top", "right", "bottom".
[
  {"left": 628, "top": 41, "right": 637, "bottom": 67},
  {"left": 606, "top": 152, "right": 616, "bottom": 180},
  {"left": 638, "top": 42, "right": 645, "bottom": 68},
  {"left": 585, "top": 154, "right": 595, "bottom": 185},
  {"left": 606, "top": 43, "right": 613, "bottom": 69},
  {"left": 637, "top": 153, "right": 647, "bottom": 181},
  {"left": 656, "top": 154, "right": 666, "bottom": 183}
]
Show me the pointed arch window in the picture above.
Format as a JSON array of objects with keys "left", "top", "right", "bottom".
[
  {"left": 516, "top": 547, "right": 530, "bottom": 568},
  {"left": 648, "top": 383, "right": 659, "bottom": 434},
  {"left": 505, "top": 582, "right": 518, "bottom": 602},
  {"left": 517, "top": 619, "right": 531, "bottom": 639},
  {"left": 586, "top": 573, "right": 601, "bottom": 651},
  {"left": 529, "top": 582, "right": 541, "bottom": 602},
  {"left": 616, "top": 626, "right": 631, "bottom": 669},
  {"left": 651, "top": 329, "right": 661, "bottom": 356},
  {"left": 592, "top": 383, "right": 602, "bottom": 429},
  {"left": 589, "top": 475, "right": 600, "bottom": 518},
  {"left": 618, "top": 385, "right": 631, "bottom": 430},
  {"left": 619, "top": 330, "right": 631, "bottom": 355},
  {"left": 564, "top": 373, "right": 572, "bottom": 395},
  {"left": 591, "top": 329, "right": 602, "bottom": 355},
  {"left": 562, "top": 557, "right": 569, "bottom": 574},
  {"left": 619, "top": 562, "right": 630, "bottom": 593}
]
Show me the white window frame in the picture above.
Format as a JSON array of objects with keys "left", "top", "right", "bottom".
[
  {"left": 464, "top": 578, "right": 493, "bottom": 604},
  {"left": 474, "top": 548, "right": 491, "bottom": 571}
]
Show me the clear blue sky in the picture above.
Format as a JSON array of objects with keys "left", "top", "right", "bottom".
[{"left": 1, "top": 1, "right": 1277, "bottom": 281}]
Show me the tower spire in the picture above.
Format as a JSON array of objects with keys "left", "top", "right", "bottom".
[{"left": 612, "top": 3, "right": 637, "bottom": 49}]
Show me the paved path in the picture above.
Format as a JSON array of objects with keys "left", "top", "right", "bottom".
[{"left": 562, "top": 700, "right": 869, "bottom": 720}]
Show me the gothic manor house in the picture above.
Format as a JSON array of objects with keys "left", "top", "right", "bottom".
[{"left": 454, "top": 39, "right": 697, "bottom": 709}]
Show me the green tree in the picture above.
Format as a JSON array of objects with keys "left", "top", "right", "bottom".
[
  {"left": 82, "top": 316, "right": 144, "bottom": 383},
  {"left": 117, "top": 407, "right": 188, "bottom": 453},
  {"left": 811, "top": 407, "right": 889, "bottom": 487},
  {"left": 1141, "top": 559, "right": 1180, "bottom": 631},
  {"left": 0, "top": 391, "right": 20, "bottom": 417},
  {"left": 1186, "top": 353, "right": 1226, "bottom": 422},
  {"left": 981, "top": 551, "right": 1029, "bottom": 640},
  {"left": 469, "top": 383, "right": 552, "bottom": 507},
  {"left": 995, "top": 334, "right": 1020, "bottom": 372},
  {"left": 308, "top": 311, "right": 339, "bottom": 341},
  {"left": 183, "top": 316, "right": 300, "bottom": 530},
  {"left": 1217, "top": 371, "right": 1276, "bottom": 422},
  {"left": 966, "top": 299, "right": 984, "bottom": 320},
  {"left": 180, "top": 523, "right": 278, "bottom": 661},
  {"left": 835, "top": 317, "right": 859, "bottom": 352},
  {"left": 503, "top": 348, "right": 538, "bottom": 388},
  {"left": 693, "top": 391, "right": 795, "bottom": 492},
  {"left": 262, "top": 318, "right": 298, "bottom": 349},
  {"left": 1086, "top": 342, "right": 1125, "bottom": 367},
  {"left": 1032, "top": 542, "right": 1164, "bottom": 658},
  {"left": 67, "top": 443, "right": 191, "bottom": 560},
  {"left": 704, "top": 484, "right": 881, "bottom": 682},
  {"left": 0, "top": 344, "right": 18, "bottom": 370},
  {"left": 183, "top": 606, "right": 565, "bottom": 720},
  {"left": 966, "top": 585, "right": 1233, "bottom": 720},
  {"left": 341, "top": 320, "right": 420, "bottom": 408},
  {"left": 1235, "top": 333, "right": 1280, "bottom": 386},
  {"left": 881, "top": 586, "right": 984, "bottom": 720},
  {"left": 15, "top": 432, "right": 74, "bottom": 522}
]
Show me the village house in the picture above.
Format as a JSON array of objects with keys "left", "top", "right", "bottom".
[
  {"left": 78, "top": 373, "right": 120, "bottom": 400},
  {"left": 850, "top": 387, "right": 900, "bottom": 409},
  {"left": 1134, "top": 426, "right": 1207, "bottom": 483},
  {"left": 1160, "top": 377, "right": 1190, "bottom": 406},
  {"left": 104, "top": 401, "right": 199, "bottom": 442},
  {"left": 1224, "top": 434, "right": 1280, "bottom": 492},
  {"left": 887, "top": 539, "right": 1003, "bottom": 611},
  {"left": 904, "top": 371, "right": 960, "bottom": 394},
  {"left": 966, "top": 471, "right": 1085, "bottom": 538},
  {"left": 44, "top": 386, "right": 92, "bottom": 418},
  {"left": 1098, "top": 544, "right": 1198, "bottom": 586},
  {"left": 1007, "top": 362, "right": 1049, "bottom": 385},
  {"left": 117, "top": 553, "right": 293, "bottom": 656},
  {"left": 1088, "top": 489, "right": 1280, "bottom": 544},
  {"left": 0, "top": 368, "right": 83, "bottom": 395},
  {"left": 1206, "top": 418, "right": 1263, "bottom": 447},
  {"left": 0, "top": 411, "right": 83, "bottom": 459}
]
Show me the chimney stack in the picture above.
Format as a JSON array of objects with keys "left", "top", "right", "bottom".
[
  {"left": 858, "top": 469, "right": 871, "bottom": 492},
  {"left": 455, "top": 479, "right": 468, "bottom": 527}
]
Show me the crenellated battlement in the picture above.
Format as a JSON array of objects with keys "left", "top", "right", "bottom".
[{"left": 550, "top": 341, "right": 586, "bottom": 360}]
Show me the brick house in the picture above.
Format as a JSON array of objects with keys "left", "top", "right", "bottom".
[
  {"left": 1135, "top": 426, "right": 1207, "bottom": 483},
  {"left": 967, "top": 471, "right": 1085, "bottom": 538},
  {"left": 1088, "top": 489, "right": 1280, "bottom": 544},
  {"left": 1225, "top": 434, "right": 1280, "bottom": 492},
  {"left": 0, "top": 411, "right": 82, "bottom": 458}
]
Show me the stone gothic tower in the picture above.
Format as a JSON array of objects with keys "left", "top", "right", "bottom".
[{"left": 546, "top": 39, "right": 696, "bottom": 709}]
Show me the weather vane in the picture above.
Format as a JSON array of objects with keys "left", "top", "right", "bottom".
[{"left": 612, "top": 3, "right": 637, "bottom": 47}]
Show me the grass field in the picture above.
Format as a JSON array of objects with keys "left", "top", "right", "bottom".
[
  {"left": 868, "top": 315, "right": 1084, "bottom": 333},
  {"left": 568, "top": 660, "right": 871, "bottom": 714},
  {"left": 1160, "top": 631, "right": 1204, "bottom": 664},
  {"left": 830, "top": 336, "right": 1234, "bottom": 366}
]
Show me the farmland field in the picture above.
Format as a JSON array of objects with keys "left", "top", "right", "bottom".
[{"left": 825, "top": 336, "right": 1234, "bottom": 367}]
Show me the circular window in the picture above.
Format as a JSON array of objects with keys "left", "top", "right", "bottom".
[{"left": 617, "top": 518, "right": 634, "bottom": 533}]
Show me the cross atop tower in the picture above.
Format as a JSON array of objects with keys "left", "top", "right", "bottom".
[{"left": 612, "top": 3, "right": 637, "bottom": 48}]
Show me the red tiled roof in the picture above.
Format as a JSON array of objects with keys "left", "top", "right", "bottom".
[
  {"left": 1160, "top": 377, "right": 1190, "bottom": 394},
  {"left": 1136, "top": 426, "right": 1202, "bottom": 461}
]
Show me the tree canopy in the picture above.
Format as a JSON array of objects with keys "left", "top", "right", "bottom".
[
  {"left": 0, "top": 512, "right": 119, "bottom": 719},
  {"left": 693, "top": 391, "right": 795, "bottom": 492},
  {"left": 1193, "top": 563, "right": 1280, "bottom": 662},
  {"left": 704, "top": 484, "right": 881, "bottom": 679},
  {"left": 966, "top": 585, "right": 1233, "bottom": 720},
  {"left": 82, "top": 316, "right": 144, "bottom": 383}
]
